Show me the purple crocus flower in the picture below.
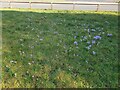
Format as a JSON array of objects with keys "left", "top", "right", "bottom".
[
  {"left": 74, "top": 41, "right": 78, "bottom": 45},
  {"left": 74, "top": 36, "right": 77, "bottom": 39},
  {"left": 92, "top": 40, "right": 96, "bottom": 44},
  {"left": 94, "top": 35, "right": 101, "bottom": 40},
  {"left": 107, "top": 34, "right": 112, "bottom": 37}
]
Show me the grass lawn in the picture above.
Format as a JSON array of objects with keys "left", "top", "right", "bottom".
[{"left": 1, "top": 8, "right": 118, "bottom": 88}]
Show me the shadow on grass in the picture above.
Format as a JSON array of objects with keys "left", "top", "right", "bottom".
[{"left": 1, "top": 9, "right": 118, "bottom": 88}]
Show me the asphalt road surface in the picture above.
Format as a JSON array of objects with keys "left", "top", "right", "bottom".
[{"left": 0, "top": 1, "right": 118, "bottom": 11}]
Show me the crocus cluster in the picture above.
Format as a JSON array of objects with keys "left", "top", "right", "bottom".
[
  {"left": 107, "top": 34, "right": 112, "bottom": 37},
  {"left": 94, "top": 35, "right": 101, "bottom": 40},
  {"left": 74, "top": 41, "right": 78, "bottom": 45}
]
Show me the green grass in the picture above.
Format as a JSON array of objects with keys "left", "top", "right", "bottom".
[{"left": 1, "top": 8, "right": 118, "bottom": 88}]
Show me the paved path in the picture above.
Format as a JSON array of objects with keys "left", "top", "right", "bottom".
[
  {"left": 0, "top": 1, "right": 118, "bottom": 11},
  {"left": 0, "top": 0, "right": 118, "bottom": 2}
]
